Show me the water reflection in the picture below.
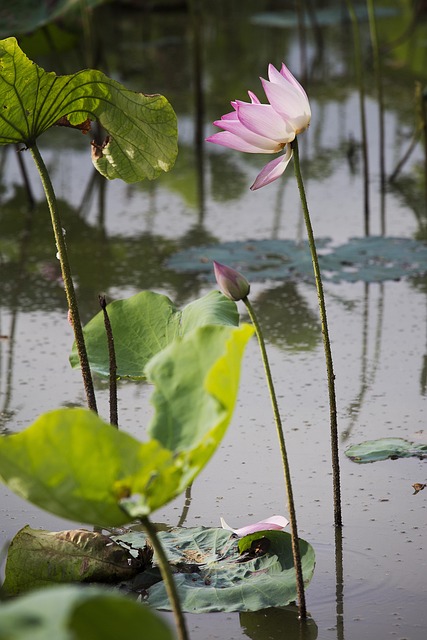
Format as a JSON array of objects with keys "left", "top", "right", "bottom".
[
  {"left": 252, "top": 283, "right": 321, "bottom": 353},
  {"left": 240, "top": 606, "right": 318, "bottom": 640},
  {"left": 341, "top": 283, "right": 385, "bottom": 441}
]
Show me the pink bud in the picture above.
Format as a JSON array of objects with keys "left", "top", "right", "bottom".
[{"left": 213, "top": 261, "right": 250, "bottom": 301}]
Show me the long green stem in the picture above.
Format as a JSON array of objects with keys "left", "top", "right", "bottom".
[
  {"left": 243, "top": 297, "right": 306, "bottom": 620},
  {"left": 141, "top": 516, "right": 189, "bottom": 640},
  {"left": 291, "top": 137, "right": 342, "bottom": 528},
  {"left": 29, "top": 143, "right": 97, "bottom": 413}
]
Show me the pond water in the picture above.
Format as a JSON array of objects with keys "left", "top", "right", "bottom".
[{"left": 0, "top": 1, "right": 426, "bottom": 639}]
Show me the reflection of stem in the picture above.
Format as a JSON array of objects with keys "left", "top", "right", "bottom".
[
  {"left": 291, "top": 137, "right": 342, "bottom": 529},
  {"left": 177, "top": 484, "right": 192, "bottom": 528},
  {"left": 0, "top": 196, "right": 35, "bottom": 431},
  {"left": 367, "top": 0, "right": 386, "bottom": 234},
  {"left": 29, "top": 143, "right": 97, "bottom": 413},
  {"left": 389, "top": 131, "right": 421, "bottom": 183},
  {"left": 271, "top": 174, "right": 286, "bottom": 239},
  {"left": 15, "top": 146, "right": 35, "bottom": 210},
  {"left": 141, "top": 516, "right": 189, "bottom": 640},
  {"left": 243, "top": 297, "right": 306, "bottom": 620},
  {"left": 334, "top": 526, "right": 345, "bottom": 640},
  {"left": 345, "top": 0, "right": 370, "bottom": 235},
  {"left": 342, "top": 283, "right": 385, "bottom": 440},
  {"left": 99, "top": 295, "right": 118, "bottom": 427},
  {"left": 189, "top": 0, "right": 205, "bottom": 225}
]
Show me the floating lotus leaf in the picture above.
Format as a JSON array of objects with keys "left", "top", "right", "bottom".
[
  {"left": 345, "top": 437, "right": 427, "bottom": 463},
  {"left": 167, "top": 236, "right": 427, "bottom": 284},
  {"left": 114, "top": 527, "right": 316, "bottom": 613}
]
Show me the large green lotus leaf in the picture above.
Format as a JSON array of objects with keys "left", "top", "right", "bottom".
[
  {"left": 345, "top": 437, "right": 427, "bottom": 463},
  {"left": 0, "top": 408, "right": 176, "bottom": 526},
  {"left": 0, "top": 584, "right": 173, "bottom": 640},
  {"left": 69, "top": 290, "right": 239, "bottom": 379},
  {"left": 2, "top": 526, "right": 146, "bottom": 596},
  {"left": 0, "top": 37, "right": 177, "bottom": 182},
  {"left": 114, "top": 527, "right": 316, "bottom": 613},
  {"left": 0, "top": 325, "right": 252, "bottom": 525}
]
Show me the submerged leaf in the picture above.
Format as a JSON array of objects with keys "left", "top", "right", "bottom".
[
  {"left": 0, "top": 325, "right": 252, "bottom": 526},
  {"left": 345, "top": 437, "right": 427, "bottom": 463},
  {"left": 69, "top": 290, "right": 239, "bottom": 378},
  {"left": 0, "top": 37, "right": 177, "bottom": 182},
  {"left": 114, "top": 527, "right": 316, "bottom": 613},
  {"left": 0, "top": 584, "right": 173, "bottom": 640},
  {"left": 3, "top": 526, "right": 146, "bottom": 595}
]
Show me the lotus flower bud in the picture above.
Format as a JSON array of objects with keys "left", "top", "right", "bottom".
[{"left": 213, "top": 261, "right": 250, "bottom": 301}]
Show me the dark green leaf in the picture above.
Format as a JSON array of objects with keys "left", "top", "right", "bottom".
[{"left": 0, "top": 0, "right": 106, "bottom": 38}]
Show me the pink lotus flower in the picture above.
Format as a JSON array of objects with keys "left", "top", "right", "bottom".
[
  {"left": 213, "top": 260, "right": 250, "bottom": 301},
  {"left": 206, "top": 63, "right": 311, "bottom": 190},
  {"left": 220, "top": 515, "right": 289, "bottom": 537}
]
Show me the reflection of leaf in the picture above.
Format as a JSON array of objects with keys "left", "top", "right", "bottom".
[
  {"left": 69, "top": 291, "right": 239, "bottom": 378},
  {"left": 240, "top": 606, "right": 318, "bottom": 640},
  {"left": 114, "top": 527, "right": 316, "bottom": 613},
  {"left": 167, "top": 237, "right": 427, "bottom": 283},
  {"left": 3, "top": 526, "right": 146, "bottom": 596},
  {"left": 345, "top": 438, "right": 427, "bottom": 463},
  {"left": 254, "top": 283, "right": 320, "bottom": 352},
  {"left": 0, "top": 325, "right": 252, "bottom": 526},
  {"left": 0, "top": 584, "right": 173, "bottom": 640},
  {"left": 0, "top": 38, "right": 177, "bottom": 182}
]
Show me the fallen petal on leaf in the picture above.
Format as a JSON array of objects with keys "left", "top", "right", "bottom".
[{"left": 220, "top": 515, "right": 289, "bottom": 537}]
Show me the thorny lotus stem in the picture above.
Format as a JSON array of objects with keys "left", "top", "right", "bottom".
[
  {"left": 291, "top": 137, "right": 342, "bottom": 528},
  {"left": 141, "top": 516, "right": 189, "bottom": 640},
  {"left": 99, "top": 295, "right": 118, "bottom": 427},
  {"left": 243, "top": 297, "right": 307, "bottom": 620},
  {"left": 29, "top": 143, "right": 98, "bottom": 413},
  {"left": 345, "top": 0, "right": 370, "bottom": 234}
]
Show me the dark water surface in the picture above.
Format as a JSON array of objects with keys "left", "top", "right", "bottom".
[{"left": 1, "top": 1, "right": 426, "bottom": 639}]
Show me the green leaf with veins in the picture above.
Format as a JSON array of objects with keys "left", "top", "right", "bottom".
[{"left": 0, "top": 37, "right": 177, "bottom": 182}]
